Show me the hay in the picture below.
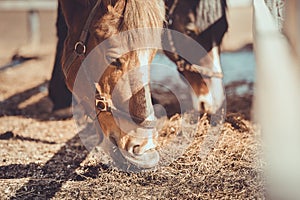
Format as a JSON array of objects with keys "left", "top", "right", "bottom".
[{"left": 0, "top": 54, "right": 265, "bottom": 199}]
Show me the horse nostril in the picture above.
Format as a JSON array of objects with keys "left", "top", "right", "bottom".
[
  {"left": 133, "top": 145, "right": 141, "bottom": 155},
  {"left": 200, "top": 102, "right": 205, "bottom": 111}
]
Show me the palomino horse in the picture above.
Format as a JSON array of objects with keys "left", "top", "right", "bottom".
[{"left": 59, "top": 0, "right": 165, "bottom": 168}]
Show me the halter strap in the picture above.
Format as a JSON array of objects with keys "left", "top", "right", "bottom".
[
  {"left": 95, "top": 88, "right": 157, "bottom": 129},
  {"left": 63, "top": 0, "right": 102, "bottom": 78},
  {"left": 177, "top": 59, "right": 223, "bottom": 78},
  {"left": 168, "top": 0, "right": 178, "bottom": 19}
]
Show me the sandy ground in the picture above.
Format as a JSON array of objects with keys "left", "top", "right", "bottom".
[{"left": 0, "top": 6, "right": 265, "bottom": 199}]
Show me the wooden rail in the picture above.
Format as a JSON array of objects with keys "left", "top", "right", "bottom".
[{"left": 253, "top": 0, "right": 300, "bottom": 198}]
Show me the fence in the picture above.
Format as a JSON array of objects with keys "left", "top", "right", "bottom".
[
  {"left": 253, "top": 0, "right": 300, "bottom": 198},
  {"left": 0, "top": 0, "right": 57, "bottom": 46}
]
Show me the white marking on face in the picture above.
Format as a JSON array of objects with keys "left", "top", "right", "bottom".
[
  {"left": 136, "top": 128, "right": 156, "bottom": 146},
  {"left": 140, "top": 136, "right": 156, "bottom": 154},
  {"left": 137, "top": 51, "right": 155, "bottom": 118},
  {"left": 138, "top": 52, "right": 151, "bottom": 85},
  {"left": 191, "top": 46, "right": 225, "bottom": 113},
  {"left": 210, "top": 47, "right": 225, "bottom": 111},
  {"left": 212, "top": 46, "right": 222, "bottom": 73},
  {"left": 191, "top": 92, "right": 214, "bottom": 112}
]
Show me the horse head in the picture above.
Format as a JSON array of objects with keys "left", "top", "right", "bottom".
[
  {"left": 60, "top": 0, "right": 165, "bottom": 169},
  {"left": 165, "top": 0, "right": 228, "bottom": 114}
]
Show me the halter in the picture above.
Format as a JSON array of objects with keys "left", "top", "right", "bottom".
[
  {"left": 62, "top": 0, "right": 156, "bottom": 129},
  {"left": 166, "top": 0, "right": 223, "bottom": 79}
]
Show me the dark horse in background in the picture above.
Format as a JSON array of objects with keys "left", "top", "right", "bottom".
[{"left": 49, "top": 0, "right": 228, "bottom": 116}]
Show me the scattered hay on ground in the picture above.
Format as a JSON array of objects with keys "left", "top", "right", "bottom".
[{"left": 0, "top": 58, "right": 265, "bottom": 199}]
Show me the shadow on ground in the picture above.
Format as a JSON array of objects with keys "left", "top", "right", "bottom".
[
  {"left": 0, "top": 81, "right": 71, "bottom": 121},
  {"left": 1, "top": 126, "right": 107, "bottom": 199}
]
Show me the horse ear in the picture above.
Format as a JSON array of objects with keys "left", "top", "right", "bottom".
[
  {"left": 107, "top": 5, "right": 114, "bottom": 12},
  {"left": 106, "top": 4, "right": 123, "bottom": 18}
]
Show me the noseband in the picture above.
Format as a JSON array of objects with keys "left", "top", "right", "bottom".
[
  {"left": 166, "top": 0, "right": 223, "bottom": 79},
  {"left": 95, "top": 88, "right": 157, "bottom": 129}
]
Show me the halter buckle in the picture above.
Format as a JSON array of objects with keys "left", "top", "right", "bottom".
[{"left": 95, "top": 96, "right": 111, "bottom": 112}]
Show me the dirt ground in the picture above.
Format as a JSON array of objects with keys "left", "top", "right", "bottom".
[{"left": 0, "top": 7, "right": 265, "bottom": 199}]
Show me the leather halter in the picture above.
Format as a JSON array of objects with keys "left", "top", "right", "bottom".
[
  {"left": 63, "top": 0, "right": 103, "bottom": 78},
  {"left": 166, "top": 0, "right": 223, "bottom": 79},
  {"left": 62, "top": 0, "right": 156, "bottom": 128}
]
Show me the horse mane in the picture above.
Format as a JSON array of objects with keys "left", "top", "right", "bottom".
[
  {"left": 122, "top": 0, "right": 165, "bottom": 29},
  {"left": 96, "top": 0, "right": 165, "bottom": 47},
  {"left": 195, "top": 0, "right": 227, "bottom": 33}
]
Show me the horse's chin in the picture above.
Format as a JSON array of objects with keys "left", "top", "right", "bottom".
[{"left": 119, "top": 148, "right": 160, "bottom": 169}]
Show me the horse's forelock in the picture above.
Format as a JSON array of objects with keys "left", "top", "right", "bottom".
[
  {"left": 123, "top": 0, "right": 165, "bottom": 29},
  {"left": 195, "top": 0, "right": 227, "bottom": 33},
  {"left": 96, "top": 0, "right": 165, "bottom": 46},
  {"left": 122, "top": 0, "right": 165, "bottom": 48}
]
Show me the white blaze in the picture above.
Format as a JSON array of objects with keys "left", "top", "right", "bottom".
[{"left": 191, "top": 46, "right": 225, "bottom": 113}]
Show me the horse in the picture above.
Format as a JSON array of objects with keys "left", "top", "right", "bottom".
[
  {"left": 164, "top": 0, "right": 228, "bottom": 114},
  {"left": 48, "top": 0, "right": 228, "bottom": 169},
  {"left": 58, "top": 0, "right": 165, "bottom": 169},
  {"left": 49, "top": 0, "right": 228, "bottom": 115}
]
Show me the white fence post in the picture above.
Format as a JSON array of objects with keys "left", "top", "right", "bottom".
[
  {"left": 253, "top": 0, "right": 300, "bottom": 199},
  {"left": 28, "top": 9, "right": 40, "bottom": 46},
  {"left": 0, "top": 0, "right": 57, "bottom": 46},
  {"left": 284, "top": 0, "right": 300, "bottom": 61}
]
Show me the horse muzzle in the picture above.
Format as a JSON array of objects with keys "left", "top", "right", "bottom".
[{"left": 117, "top": 127, "right": 160, "bottom": 169}]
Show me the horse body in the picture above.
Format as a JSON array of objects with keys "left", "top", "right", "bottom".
[{"left": 49, "top": 0, "right": 228, "bottom": 169}]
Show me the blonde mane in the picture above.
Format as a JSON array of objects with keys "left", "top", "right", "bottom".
[{"left": 96, "top": 0, "right": 165, "bottom": 46}]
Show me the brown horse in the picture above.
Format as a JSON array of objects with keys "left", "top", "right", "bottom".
[
  {"left": 164, "top": 0, "right": 228, "bottom": 114},
  {"left": 59, "top": 0, "right": 165, "bottom": 169}
]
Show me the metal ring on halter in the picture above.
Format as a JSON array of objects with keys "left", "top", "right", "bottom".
[
  {"left": 74, "top": 41, "right": 87, "bottom": 55},
  {"left": 95, "top": 96, "right": 111, "bottom": 112}
]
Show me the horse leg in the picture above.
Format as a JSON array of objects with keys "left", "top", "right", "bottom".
[{"left": 48, "top": 2, "right": 72, "bottom": 112}]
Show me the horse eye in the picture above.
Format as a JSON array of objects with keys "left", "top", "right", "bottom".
[{"left": 111, "top": 58, "right": 122, "bottom": 68}]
